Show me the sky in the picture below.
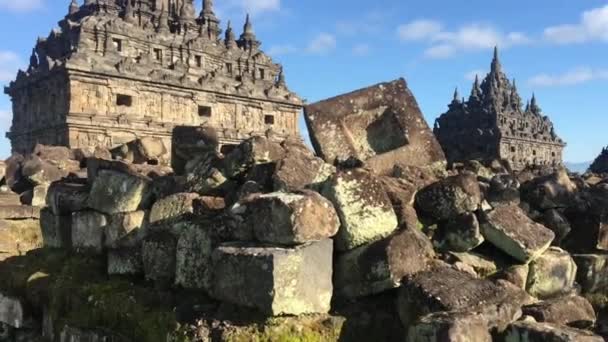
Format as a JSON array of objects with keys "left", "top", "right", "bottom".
[{"left": 0, "top": 0, "right": 607, "bottom": 163}]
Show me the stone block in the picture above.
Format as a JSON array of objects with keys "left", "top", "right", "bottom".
[
  {"left": 522, "top": 295, "right": 596, "bottom": 328},
  {"left": 175, "top": 220, "right": 214, "bottom": 290},
  {"left": 46, "top": 181, "right": 89, "bottom": 216},
  {"left": 88, "top": 170, "right": 150, "bottom": 214},
  {"left": 520, "top": 168, "right": 577, "bottom": 210},
  {"left": 407, "top": 312, "right": 491, "bottom": 342},
  {"left": 240, "top": 191, "right": 339, "bottom": 245},
  {"left": 503, "top": 321, "right": 603, "bottom": 342},
  {"left": 0, "top": 191, "right": 21, "bottom": 206},
  {"left": 149, "top": 192, "right": 199, "bottom": 224},
  {"left": 223, "top": 136, "right": 286, "bottom": 178},
  {"left": 415, "top": 173, "right": 482, "bottom": 221},
  {"left": 398, "top": 266, "right": 533, "bottom": 332},
  {"left": 211, "top": 239, "right": 333, "bottom": 316},
  {"left": 21, "top": 155, "right": 68, "bottom": 185},
  {"left": 436, "top": 213, "right": 484, "bottom": 252},
  {"left": 71, "top": 211, "right": 108, "bottom": 253},
  {"left": 104, "top": 211, "right": 147, "bottom": 248},
  {"left": 480, "top": 204, "right": 555, "bottom": 263},
  {"left": 573, "top": 254, "right": 608, "bottom": 293},
  {"left": 380, "top": 176, "right": 421, "bottom": 229},
  {"left": 272, "top": 144, "right": 335, "bottom": 192},
  {"left": 0, "top": 293, "right": 25, "bottom": 328},
  {"left": 107, "top": 247, "right": 143, "bottom": 276},
  {"left": 19, "top": 185, "right": 48, "bottom": 207},
  {"left": 142, "top": 232, "right": 177, "bottom": 286},
  {"left": 323, "top": 168, "right": 398, "bottom": 251},
  {"left": 40, "top": 208, "right": 71, "bottom": 248},
  {"left": 0, "top": 205, "right": 40, "bottom": 219},
  {"left": 0, "top": 219, "right": 42, "bottom": 261},
  {"left": 335, "top": 228, "right": 435, "bottom": 299},
  {"left": 526, "top": 247, "right": 576, "bottom": 299},
  {"left": 304, "top": 78, "right": 446, "bottom": 175}
]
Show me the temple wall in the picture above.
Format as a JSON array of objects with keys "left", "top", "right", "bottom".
[{"left": 500, "top": 138, "right": 563, "bottom": 169}]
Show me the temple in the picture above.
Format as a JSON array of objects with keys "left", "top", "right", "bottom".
[
  {"left": 433, "top": 48, "right": 565, "bottom": 170},
  {"left": 4, "top": 0, "right": 302, "bottom": 155}
]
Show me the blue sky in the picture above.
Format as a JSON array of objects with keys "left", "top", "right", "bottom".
[{"left": 0, "top": 0, "right": 606, "bottom": 162}]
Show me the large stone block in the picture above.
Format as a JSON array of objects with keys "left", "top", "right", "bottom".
[
  {"left": 323, "top": 169, "right": 398, "bottom": 251},
  {"left": 211, "top": 239, "right": 333, "bottom": 316},
  {"left": 573, "top": 254, "right": 608, "bottom": 293},
  {"left": 88, "top": 170, "right": 150, "bottom": 214},
  {"left": 304, "top": 78, "right": 446, "bottom": 175},
  {"left": 174, "top": 220, "right": 214, "bottom": 290},
  {"left": 240, "top": 191, "right": 339, "bottom": 245},
  {"left": 46, "top": 181, "right": 89, "bottom": 216},
  {"left": 107, "top": 247, "right": 143, "bottom": 276},
  {"left": 40, "top": 208, "right": 71, "bottom": 248},
  {"left": 142, "top": 232, "right": 177, "bottom": 286},
  {"left": 149, "top": 192, "right": 199, "bottom": 224},
  {"left": 503, "top": 321, "right": 603, "bottom": 342},
  {"left": 480, "top": 205, "right": 555, "bottom": 263},
  {"left": 0, "top": 219, "right": 42, "bottom": 261},
  {"left": 522, "top": 295, "right": 596, "bottom": 328},
  {"left": 526, "top": 247, "right": 576, "bottom": 299},
  {"left": 0, "top": 293, "right": 25, "bottom": 328},
  {"left": 223, "top": 136, "right": 286, "bottom": 178},
  {"left": 21, "top": 155, "right": 68, "bottom": 185},
  {"left": 71, "top": 211, "right": 108, "bottom": 253},
  {"left": 407, "top": 312, "right": 491, "bottom": 342},
  {"left": 104, "top": 211, "right": 147, "bottom": 248},
  {"left": 415, "top": 173, "right": 482, "bottom": 221},
  {"left": 335, "top": 228, "right": 435, "bottom": 299},
  {"left": 271, "top": 142, "right": 335, "bottom": 192},
  {"left": 520, "top": 168, "right": 578, "bottom": 210},
  {"left": 398, "top": 266, "right": 533, "bottom": 332},
  {"left": 436, "top": 213, "right": 484, "bottom": 252}
]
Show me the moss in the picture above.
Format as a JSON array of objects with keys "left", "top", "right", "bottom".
[
  {"left": 0, "top": 248, "right": 69, "bottom": 297},
  {"left": 223, "top": 316, "right": 344, "bottom": 342}
]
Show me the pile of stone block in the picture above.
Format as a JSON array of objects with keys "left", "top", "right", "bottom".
[{"left": 1, "top": 80, "right": 608, "bottom": 341}]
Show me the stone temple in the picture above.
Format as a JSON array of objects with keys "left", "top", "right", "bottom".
[
  {"left": 434, "top": 48, "right": 565, "bottom": 170},
  {"left": 4, "top": 0, "right": 302, "bottom": 155}
]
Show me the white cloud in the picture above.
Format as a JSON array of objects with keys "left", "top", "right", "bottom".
[
  {"left": 267, "top": 44, "right": 298, "bottom": 56},
  {"left": 352, "top": 43, "right": 371, "bottom": 56},
  {"left": 528, "top": 67, "right": 608, "bottom": 87},
  {"left": 306, "top": 33, "right": 336, "bottom": 55},
  {"left": 219, "top": 0, "right": 281, "bottom": 17},
  {"left": 465, "top": 69, "right": 486, "bottom": 81},
  {"left": 397, "top": 20, "right": 443, "bottom": 41},
  {"left": 0, "top": 0, "right": 43, "bottom": 12},
  {"left": 544, "top": 5, "right": 608, "bottom": 44},
  {"left": 397, "top": 20, "right": 530, "bottom": 58}
]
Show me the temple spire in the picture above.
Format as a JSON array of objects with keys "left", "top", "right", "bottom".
[
  {"left": 225, "top": 20, "right": 236, "bottom": 48},
  {"left": 239, "top": 13, "right": 260, "bottom": 50},
  {"left": 69, "top": 0, "right": 79, "bottom": 15},
  {"left": 157, "top": 4, "right": 170, "bottom": 33},
  {"left": 124, "top": 0, "right": 135, "bottom": 23},
  {"left": 203, "top": 0, "right": 215, "bottom": 15},
  {"left": 470, "top": 75, "right": 481, "bottom": 99},
  {"left": 491, "top": 46, "right": 501, "bottom": 73},
  {"left": 453, "top": 87, "right": 460, "bottom": 101}
]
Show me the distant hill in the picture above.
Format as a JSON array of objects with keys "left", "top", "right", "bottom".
[{"left": 565, "top": 161, "right": 591, "bottom": 174}]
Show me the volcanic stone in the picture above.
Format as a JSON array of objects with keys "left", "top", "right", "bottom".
[
  {"left": 480, "top": 204, "right": 555, "bottom": 263},
  {"left": 415, "top": 173, "right": 482, "bottom": 221},
  {"left": 71, "top": 211, "right": 108, "bottom": 253},
  {"left": 522, "top": 295, "right": 596, "bottom": 328},
  {"left": 335, "top": 228, "right": 435, "bottom": 299},
  {"left": 211, "top": 239, "right": 333, "bottom": 316},
  {"left": 88, "top": 170, "right": 150, "bottom": 214},
  {"left": 323, "top": 168, "right": 398, "bottom": 251},
  {"left": 503, "top": 321, "right": 603, "bottom": 342},
  {"left": 174, "top": 220, "right": 214, "bottom": 290},
  {"left": 407, "top": 312, "right": 491, "bottom": 342},
  {"left": 526, "top": 247, "right": 577, "bottom": 299},
  {"left": 436, "top": 213, "right": 484, "bottom": 252},
  {"left": 572, "top": 254, "right": 608, "bottom": 293},
  {"left": 40, "top": 208, "right": 71, "bottom": 248},
  {"left": 46, "top": 181, "right": 89, "bottom": 216},
  {"left": 149, "top": 192, "right": 199, "bottom": 223}
]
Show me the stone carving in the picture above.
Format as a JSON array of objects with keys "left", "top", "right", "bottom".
[
  {"left": 5, "top": 0, "right": 302, "bottom": 155},
  {"left": 434, "top": 48, "right": 565, "bottom": 170}
]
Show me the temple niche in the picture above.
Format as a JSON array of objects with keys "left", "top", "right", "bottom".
[
  {"left": 433, "top": 48, "right": 566, "bottom": 170},
  {"left": 5, "top": 0, "right": 302, "bottom": 155}
]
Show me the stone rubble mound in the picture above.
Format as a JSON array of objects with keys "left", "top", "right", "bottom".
[{"left": 1, "top": 81, "right": 608, "bottom": 341}]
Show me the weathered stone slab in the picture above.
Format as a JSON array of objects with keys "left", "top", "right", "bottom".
[
  {"left": 0, "top": 294, "right": 25, "bottom": 328},
  {"left": 335, "top": 228, "right": 435, "bottom": 299},
  {"left": 398, "top": 266, "right": 533, "bottom": 332},
  {"left": 88, "top": 170, "right": 150, "bottom": 214},
  {"left": 211, "top": 239, "right": 333, "bottom": 316},
  {"left": 447, "top": 252, "right": 499, "bottom": 278},
  {"left": 415, "top": 173, "right": 482, "bottom": 221},
  {"left": 272, "top": 143, "right": 335, "bottom": 192},
  {"left": 21, "top": 156, "right": 68, "bottom": 185},
  {"left": 107, "top": 247, "right": 143, "bottom": 276},
  {"left": 522, "top": 295, "right": 596, "bottom": 328},
  {"left": 0, "top": 205, "right": 40, "bottom": 219},
  {"left": 223, "top": 136, "right": 286, "bottom": 178},
  {"left": 0, "top": 219, "right": 42, "bottom": 261},
  {"left": 480, "top": 205, "right": 555, "bottom": 263},
  {"left": 40, "top": 208, "right": 71, "bottom": 248},
  {"left": 104, "top": 211, "right": 147, "bottom": 248},
  {"left": 521, "top": 168, "right": 578, "bottom": 210},
  {"left": 71, "top": 211, "right": 108, "bottom": 253},
  {"left": 323, "top": 168, "right": 398, "bottom": 251},
  {"left": 526, "top": 247, "right": 576, "bottom": 299},
  {"left": 407, "top": 312, "right": 491, "bottom": 342},
  {"left": 240, "top": 191, "right": 339, "bottom": 245},
  {"left": 142, "top": 232, "right": 177, "bottom": 286},
  {"left": 436, "top": 213, "right": 484, "bottom": 252},
  {"left": 304, "top": 78, "right": 446, "bottom": 175},
  {"left": 46, "top": 181, "right": 89, "bottom": 216},
  {"left": 573, "top": 253, "right": 608, "bottom": 293},
  {"left": 503, "top": 321, "right": 603, "bottom": 342},
  {"left": 492, "top": 264, "right": 530, "bottom": 289},
  {"left": 149, "top": 192, "right": 199, "bottom": 224},
  {"left": 175, "top": 220, "right": 214, "bottom": 290},
  {"left": 111, "top": 137, "right": 169, "bottom": 165}
]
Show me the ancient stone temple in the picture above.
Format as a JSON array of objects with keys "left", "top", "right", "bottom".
[
  {"left": 433, "top": 48, "right": 565, "bottom": 170},
  {"left": 4, "top": 0, "right": 302, "bottom": 155},
  {"left": 589, "top": 146, "right": 608, "bottom": 174}
]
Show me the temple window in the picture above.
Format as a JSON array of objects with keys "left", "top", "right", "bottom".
[
  {"left": 154, "top": 48, "right": 163, "bottom": 61},
  {"left": 264, "top": 114, "right": 275, "bottom": 125},
  {"left": 112, "top": 38, "right": 123, "bottom": 52},
  {"left": 198, "top": 106, "right": 212, "bottom": 117},
  {"left": 195, "top": 55, "right": 202, "bottom": 67},
  {"left": 116, "top": 94, "right": 133, "bottom": 107}
]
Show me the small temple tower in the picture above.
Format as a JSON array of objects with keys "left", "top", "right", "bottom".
[
  {"left": 434, "top": 48, "right": 566, "bottom": 170},
  {"left": 5, "top": 0, "right": 302, "bottom": 155}
]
